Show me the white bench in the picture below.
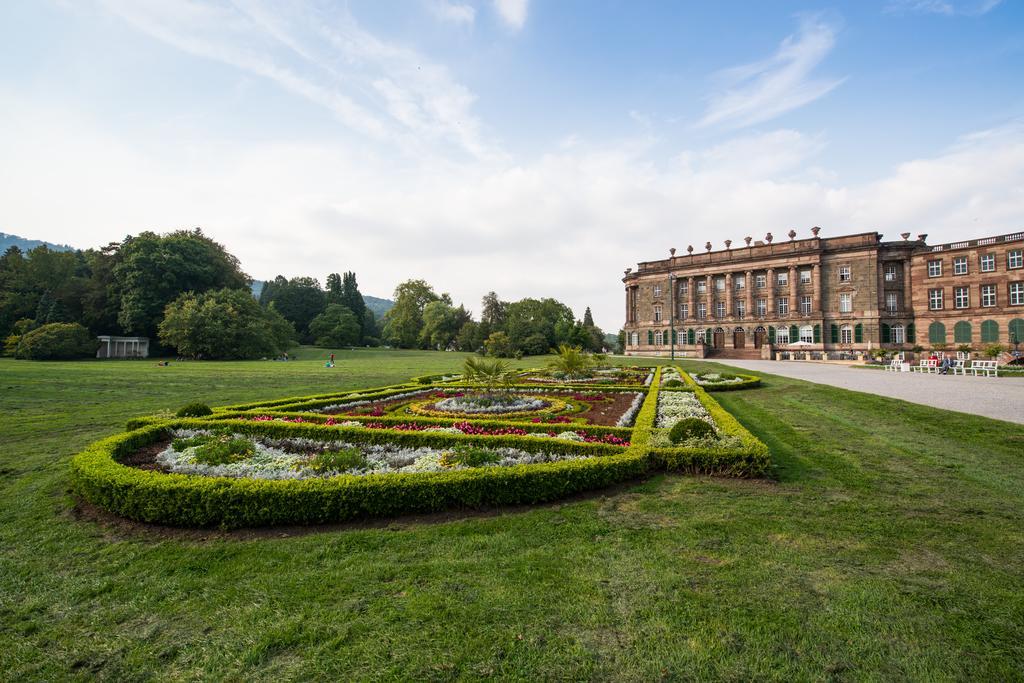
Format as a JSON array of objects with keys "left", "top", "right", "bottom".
[
  {"left": 911, "top": 359, "right": 938, "bottom": 374},
  {"left": 884, "top": 359, "right": 902, "bottom": 372},
  {"left": 969, "top": 360, "right": 999, "bottom": 377},
  {"left": 950, "top": 359, "right": 968, "bottom": 376}
]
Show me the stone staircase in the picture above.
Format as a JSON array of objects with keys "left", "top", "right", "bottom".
[{"left": 706, "top": 347, "right": 763, "bottom": 360}]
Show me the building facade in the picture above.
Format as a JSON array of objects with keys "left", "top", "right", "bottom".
[{"left": 622, "top": 228, "right": 1024, "bottom": 358}]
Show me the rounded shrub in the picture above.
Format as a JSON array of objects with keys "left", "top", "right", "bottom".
[
  {"left": 662, "top": 379, "right": 683, "bottom": 388},
  {"left": 176, "top": 402, "right": 213, "bottom": 418},
  {"left": 669, "top": 417, "right": 715, "bottom": 444},
  {"left": 15, "top": 323, "right": 96, "bottom": 360}
]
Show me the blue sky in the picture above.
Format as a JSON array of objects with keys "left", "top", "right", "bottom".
[{"left": 1, "top": 0, "right": 1022, "bottom": 330}]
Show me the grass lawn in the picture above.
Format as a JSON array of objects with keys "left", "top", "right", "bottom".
[{"left": 2, "top": 349, "right": 1023, "bottom": 680}]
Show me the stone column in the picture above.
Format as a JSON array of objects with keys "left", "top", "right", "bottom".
[
  {"left": 706, "top": 274, "right": 713, "bottom": 318},
  {"left": 789, "top": 265, "right": 798, "bottom": 306},
  {"left": 725, "top": 273, "right": 734, "bottom": 319},
  {"left": 812, "top": 263, "right": 822, "bottom": 314},
  {"left": 745, "top": 270, "right": 754, "bottom": 319},
  {"left": 687, "top": 277, "right": 695, "bottom": 320},
  {"left": 766, "top": 268, "right": 775, "bottom": 315}
]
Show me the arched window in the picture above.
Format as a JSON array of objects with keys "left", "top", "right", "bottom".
[
  {"left": 799, "top": 325, "right": 813, "bottom": 343},
  {"left": 953, "top": 321, "right": 972, "bottom": 344},
  {"left": 696, "top": 328, "right": 706, "bottom": 344},
  {"left": 1010, "top": 319, "right": 1024, "bottom": 345},
  {"left": 854, "top": 324, "right": 864, "bottom": 343},
  {"left": 980, "top": 320, "right": 998, "bottom": 343},
  {"left": 775, "top": 326, "right": 790, "bottom": 344},
  {"left": 630, "top": 332, "right": 639, "bottom": 347},
  {"left": 840, "top": 324, "right": 853, "bottom": 344},
  {"left": 928, "top": 322, "right": 946, "bottom": 344},
  {"left": 654, "top": 330, "right": 663, "bottom": 345},
  {"left": 891, "top": 324, "right": 905, "bottom": 344}
]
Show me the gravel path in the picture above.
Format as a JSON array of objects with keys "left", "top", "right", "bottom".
[{"left": 695, "top": 360, "right": 1024, "bottom": 425}]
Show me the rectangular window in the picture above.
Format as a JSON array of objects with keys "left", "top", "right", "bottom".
[
  {"left": 715, "top": 277, "right": 725, "bottom": 292},
  {"left": 679, "top": 303, "right": 689, "bottom": 319},
  {"left": 756, "top": 298, "right": 767, "bottom": 316},
  {"left": 697, "top": 302, "right": 707, "bottom": 319},
  {"left": 884, "top": 264, "right": 898, "bottom": 282},
  {"left": 799, "top": 269, "right": 812, "bottom": 285},
  {"left": 734, "top": 275, "right": 745, "bottom": 290},
  {"left": 697, "top": 280, "right": 706, "bottom": 294},
  {"left": 678, "top": 281, "right": 688, "bottom": 296},
  {"left": 755, "top": 274, "right": 767, "bottom": 289},
  {"left": 886, "top": 292, "right": 899, "bottom": 312},
  {"left": 840, "top": 326, "right": 852, "bottom": 344},
  {"left": 653, "top": 305, "right": 662, "bottom": 322},
  {"left": 892, "top": 326, "right": 905, "bottom": 344},
  {"left": 839, "top": 293, "right": 852, "bottom": 313},
  {"left": 800, "top": 327, "right": 814, "bottom": 344},
  {"left": 775, "top": 327, "right": 789, "bottom": 345},
  {"left": 653, "top": 285, "right": 661, "bottom": 297},
  {"left": 799, "top": 296, "right": 812, "bottom": 314},
  {"left": 954, "top": 286, "right": 969, "bottom": 309},
  {"left": 715, "top": 301, "right": 726, "bottom": 317},
  {"left": 777, "top": 297, "right": 789, "bottom": 315},
  {"left": 1009, "top": 250, "right": 1023, "bottom": 269},
  {"left": 929, "top": 288, "right": 943, "bottom": 310},
  {"left": 981, "top": 284, "right": 996, "bottom": 307},
  {"left": 654, "top": 331, "right": 663, "bottom": 345},
  {"left": 777, "top": 272, "right": 788, "bottom": 286},
  {"left": 1010, "top": 282, "right": 1024, "bottom": 306},
  {"left": 981, "top": 254, "right": 995, "bottom": 272},
  {"left": 736, "top": 300, "right": 746, "bottom": 319},
  {"left": 953, "top": 256, "right": 968, "bottom": 275},
  {"left": 928, "top": 260, "right": 942, "bottom": 277},
  {"left": 839, "top": 266, "right": 851, "bottom": 282}
]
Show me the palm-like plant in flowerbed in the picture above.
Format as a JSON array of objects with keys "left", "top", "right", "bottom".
[
  {"left": 457, "top": 356, "right": 522, "bottom": 409},
  {"left": 546, "top": 344, "right": 606, "bottom": 380}
]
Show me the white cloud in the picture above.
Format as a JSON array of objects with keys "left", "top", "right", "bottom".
[
  {"left": 698, "top": 15, "right": 845, "bottom": 129},
  {"left": 884, "top": 0, "right": 1002, "bottom": 16},
  {"left": 429, "top": 0, "right": 476, "bottom": 25},
  {"left": 4, "top": 81, "right": 1024, "bottom": 332},
  {"left": 97, "top": 0, "right": 495, "bottom": 159},
  {"left": 494, "top": 0, "right": 528, "bottom": 30}
]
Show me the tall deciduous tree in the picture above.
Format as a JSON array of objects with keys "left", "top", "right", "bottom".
[
  {"left": 382, "top": 279, "right": 441, "bottom": 348},
  {"left": 159, "top": 288, "right": 293, "bottom": 360},
  {"left": 114, "top": 229, "right": 249, "bottom": 340},
  {"left": 258, "top": 275, "right": 326, "bottom": 343},
  {"left": 340, "top": 272, "right": 367, "bottom": 340},
  {"left": 308, "top": 303, "right": 361, "bottom": 348}
]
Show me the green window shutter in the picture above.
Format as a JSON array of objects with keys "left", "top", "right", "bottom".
[
  {"left": 907, "top": 323, "right": 915, "bottom": 343},
  {"left": 954, "top": 321, "right": 972, "bottom": 343},
  {"left": 813, "top": 324, "right": 821, "bottom": 343},
  {"left": 768, "top": 326, "right": 776, "bottom": 343},
  {"left": 981, "top": 320, "right": 997, "bottom": 343},
  {"left": 647, "top": 330, "right": 654, "bottom": 345},
  {"left": 928, "top": 322, "right": 945, "bottom": 344},
  {"left": 687, "top": 328, "right": 695, "bottom": 345},
  {"left": 830, "top": 324, "right": 839, "bottom": 344},
  {"left": 854, "top": 324, "right": 863, "bottom": 343},
  {"left": 789, "top": 324, "right": 799, "bottom": 341},
  {"left": 671, "top": 329, "right": 677, "bottom": 344},
  {"left": 881, "top": 323, "right": 891, "bottom": 343},
  {"left": 1010, "top": 319, "right": 1024, "bottom": 345}
]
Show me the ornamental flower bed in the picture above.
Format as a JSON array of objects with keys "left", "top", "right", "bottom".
[
  {"left": 693, "top": 372, "right": 744, "bottom": 386},
  {"left": 72, "top": 365, "right": 770, "bottom": 528}
]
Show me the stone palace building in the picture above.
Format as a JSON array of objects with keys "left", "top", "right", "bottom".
[{"left": 622, "top": 228, "right": 1024, "bottom": 359}]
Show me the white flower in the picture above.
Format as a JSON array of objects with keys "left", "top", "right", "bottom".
[{"left": 655, "top": 391, "right": 713, "bottom": 429}]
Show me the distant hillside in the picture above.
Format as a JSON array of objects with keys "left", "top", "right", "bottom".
[
  {"left": 363, "top": 295, "right": 394, "bottom": 318},
  {"left": 250, "top": 280, "right": 393, "bottom": 318},
  {"left": 0, "top": 232, "right": 75, "bottom": 254}
]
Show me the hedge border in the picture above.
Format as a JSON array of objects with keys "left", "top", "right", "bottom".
[{"left": 690, "top": 372, "right": 762, "bottom": 392}]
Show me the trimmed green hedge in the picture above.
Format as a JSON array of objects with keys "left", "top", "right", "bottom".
[
  {"left": 71, "top": 424, "right": 652, "bottom": 529},
  {"left": 692, "top": 373, "right": 762, "bottom": 392},
  {"left": 77, "top": 365, "right": 770, "bottom": 528}
]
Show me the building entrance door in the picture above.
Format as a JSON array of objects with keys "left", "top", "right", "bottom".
[
  {"left": 733, "top": 327, "right": 745, "bottom": 348},
  {"left": 754, "top": 326, "right": 766, "bottom": 349},
  {"left": 713, "top": 328, "right": 725, "bottom": 349}
]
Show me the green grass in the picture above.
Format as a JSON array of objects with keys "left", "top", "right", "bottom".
[{"left": 2, "top": 349, "right": 1024, "bottom": 679}]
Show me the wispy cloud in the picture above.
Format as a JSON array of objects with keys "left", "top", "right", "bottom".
[
  {"left": 97, "top": 0, "right": 495, "bottom": 159},
  {"left": 884, "top": 0, "right": 1002, "bottom": 16},
  {"left": 428, "top": 0, "right": 476, "bottom": 26},
  {"left": 494, "top": 0, "right": 528, "bottom": 30},
  {"left": 697, "top": 15, "right": 845, "bottom": 129}
]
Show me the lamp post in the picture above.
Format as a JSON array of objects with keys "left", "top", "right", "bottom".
[{"left": 669, "top": 273, "right": 677, "bottom": 360}]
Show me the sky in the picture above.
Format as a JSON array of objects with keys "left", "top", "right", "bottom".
[{"left": 1, "top": 1, "right": 1022, "bottom": 330}]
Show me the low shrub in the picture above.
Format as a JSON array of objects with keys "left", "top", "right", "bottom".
[
  {"left": 173, "top": 432, "right": 255, "bottom": 465},
  {"left": 176, "top": 402, "right": 213, "bottom": 418},
  {"left": 669, "top": 417, "right": 715, "bottom": 444},
  {"left": 14, "top": 323, "right": 95, "bottom": 360},
  {"left": 439, "top": 446, "right": 502, "bottom": 468},
  {"left": 662, "top": 379, "right": 683, "bottom": 388},
  {"left": 308, "top": 447, "right": 366, "bottom": 472}
]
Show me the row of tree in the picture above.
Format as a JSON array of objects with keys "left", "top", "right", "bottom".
[
  {"left": 381, "top": 280, "right": 606, "bottom": 356},
  {"left": 0, "top": 229, "right": 378, "bottom": 359}
]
